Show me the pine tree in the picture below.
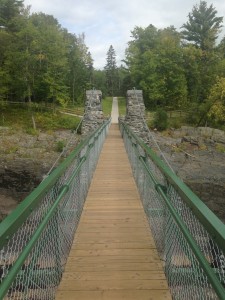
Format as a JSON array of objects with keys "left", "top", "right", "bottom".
[
  {"left": 181, "top": 1, "right": 223, "bottom": 51},
  {"left": 104, "top": 45, "right": 118, "bottom": 96}
]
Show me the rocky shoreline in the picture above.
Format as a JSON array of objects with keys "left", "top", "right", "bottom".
[
  {"left": 0, "top": 125, "right": 225, "bottom": 224},
  {"left": 0, "top": 127, "right": 79, "bottom": 221},
  {"left": 150, "top": 126, "right": 225, "bottom": 223}
]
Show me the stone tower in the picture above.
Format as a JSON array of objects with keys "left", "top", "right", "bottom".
[
  {"left": 81, "top": 90, "right": 104, "bottom": 135},
  {"left": 125, "top": 90, "right": 149, "bottom": 142}
]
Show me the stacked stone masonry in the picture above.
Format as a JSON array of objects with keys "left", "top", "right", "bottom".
[
  {"left": 81, "top": 90, "right": 105, "bottom": 136},
  {"left": 124, "top": 90, "right": 149, "bottom": 143}
]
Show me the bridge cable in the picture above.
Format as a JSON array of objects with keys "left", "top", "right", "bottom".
[
  {"left": 43, "top": 116, "right": 83, "bottom": 180},
  {"left": 133, "top": 88, "right": 175, "bottom": 172},
  {"left": 43, "top": 88, "right": 98, "bottom": 179}
]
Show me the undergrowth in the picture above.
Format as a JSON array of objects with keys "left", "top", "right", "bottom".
[{"left": 1, "top": 106, "right": 81, "bottom": 133}]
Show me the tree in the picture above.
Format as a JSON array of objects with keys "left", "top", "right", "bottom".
[
  {"left": 104, "top": 45, "right": 118, "bottom": 96},
  {"left": 92, "top": 69, "right": 107, "bottom": 96},
  {"left": 181, "top": 1, "right": 223, "bottom": 51},
  {"left": 125, "top": 26, "right": 187, "bottom": 109},
  {"left": 0, "top": 2, "right": 92, "bottom": 105},
  {"left": 207, "top": 77, "right": 225, "bottom": 126},
  {"left": 181, "top": 1, "right": 223, "bottom": 103},
  {"left": 182, "top": 45, "right": 202, "bottom": 103},
  {"left": 0, "top": 0, "right": 24, "bottom": 29}
]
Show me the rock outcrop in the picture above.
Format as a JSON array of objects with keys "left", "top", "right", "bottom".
[
  {"left": 153, "top": 127, "right": 225, "bottom": 222},
  {"left": 0, "top": 127, "right": 79, "bottom": 221},
  {"left": 122, "top": 90, "right": 225, "bottom": 224}
]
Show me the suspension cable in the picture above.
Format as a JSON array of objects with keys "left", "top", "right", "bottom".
[
  {"left": 43, "top": 116, "right": 83, "bottom": 179},
  {"left": 132, "top": 88, "right": 175, "bottom": 172}
]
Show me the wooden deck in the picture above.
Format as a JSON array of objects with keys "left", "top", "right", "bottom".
[{"left": 56, "top": 124, "right": 171, "bottom": 300}]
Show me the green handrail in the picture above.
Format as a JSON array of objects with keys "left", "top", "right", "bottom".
[
  {"left": 121, "top": 121, "right": 225, "bottom": 255},
  {"left": 120, "top": 120, "right": 225, "bottom": 300},
  {"left": 0, "top": 119, "right": 110, "bottom": 299},
  {"left": 140, "top": 156, "right": 225, "bottom": 300},
  {"left": 0, "top": 119, "right": 110, "bottom": 250}
]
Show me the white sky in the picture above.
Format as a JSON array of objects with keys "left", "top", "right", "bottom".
[{"left": 24, "top": 0, "right": 225, "bottom": 69}]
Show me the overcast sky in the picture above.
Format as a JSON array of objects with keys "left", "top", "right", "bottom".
[{"left": 24, "top": 0, "right": 225, "bottom": 69}]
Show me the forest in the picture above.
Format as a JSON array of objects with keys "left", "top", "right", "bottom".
[{"left": 0, "top": 0, "right": 225, "bottom": 129}]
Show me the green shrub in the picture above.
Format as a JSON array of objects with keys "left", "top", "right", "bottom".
[
  {"left": 168, "top": 117, "right": 182, "bottom": 129},
  {"left": 153, "top": 108, "right": 168, "bottom": 131},
  {"left": 56, "top": 140, "right": 65, "bottom": 152},
  {"left": 216, "top": 143, "right": 225, "bottom": 153},
  {"left": 25, "top": 128, "right": 39, "bottom": 136}
]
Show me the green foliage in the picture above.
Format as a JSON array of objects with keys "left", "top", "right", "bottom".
[
  {"left": 206, "top": 77, "right": 225, "bottom": 127},
  {"left": 125, "top": 25, "right": 188, "bottom": 109},
  {"left": 35, "top": 112, "right": 80, "bottom": 130},
  {"left": 185, "top": 102, "right": 209, "bottom": 126},
  {"left": 104, "top": 45, "right": 120, "bottom": 96},
  {"left": 168, "top": 117, "right": 182, "bottom": 129},
  {"left": 118, "top": 97, "right": 126, "bottom": 116},
  {"left": 123, "top": 2, "right": 225, "bottom": 130},
  {"left": 181, "top": 1, "right": 223, "bottom": 51},
  {"left": 55, "top": 140, "right": 65, "bottom": 152},
  {"left": 93, "top": 70, "right": 107, "bottom": 96},
  {"left": 1, "top": 105, "right": 81, "bottom": 131},
  {"left": 153, "top": 108, "right": 168, "bottom": 131},
  {"left": 216, "top": 143, "right": 225, "bottom": 153},
  {"left": 25, "top": 128, "right": 39, "bottom": 136},
  {"left": 0, "top": 2, "right": 92, "bottom": 104},
  {"left": 5, "top": 145, "right": 18, "bottom": 154},
  {"left": 102, "top": 97, "right": 113, "bottom": 116}
]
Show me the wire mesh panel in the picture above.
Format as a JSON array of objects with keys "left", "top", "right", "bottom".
[
  {"left": 0, "top": 120, "right": 110, "bottom": 300},
  {"left": 120, "top": 121, "right": 225, "bottom": 300}
]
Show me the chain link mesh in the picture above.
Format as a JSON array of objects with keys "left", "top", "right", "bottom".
[
  {"left": 0, "top": 121, "right": 110, "bottom": 300},
  {"left": 121, "top": 122, "right": 225, "bottom": 300}
]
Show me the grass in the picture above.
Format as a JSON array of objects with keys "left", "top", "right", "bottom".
[
  {"left": 118, "top": 97, "right": 126, "bottom": 116},
  {"left": 101, "top": 96, "right": 126, "bottom": 117},
  {"left": 216, "top": 143, "right": 225, "bottom": 153},
  {"left": 102, "top": 97, "right": 113, "bottom": 116},
  {"left": 1, "top": 105, "right": 82, "bottom": 133},
  {"left": 146, "top": 110, "right": 187, "bottom": 129}
]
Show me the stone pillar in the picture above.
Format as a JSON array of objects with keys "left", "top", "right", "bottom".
[
  {"left": 126, "top": 90, "right": 145, "bottom": 120},
  {"left": 81, "top": 90, "right": 104, "bottom": 136},
  {"left": 124, "top": 90, "right": 149, "bottom": 143}
]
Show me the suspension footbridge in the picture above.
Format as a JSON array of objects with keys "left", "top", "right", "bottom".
[
  {"left": 56, "top": 99, "right": 171, "bottom": 299},
  {"left": 0, "top": 96, "right": 225, "bottom": 300}
]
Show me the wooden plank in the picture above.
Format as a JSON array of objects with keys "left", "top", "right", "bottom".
[
  {"left": 65, "top": 256, "right": 161, "bottom": 264},
  {"left": 56, "top": 124, "right": 171, "bottom": 300},
  {"left": 56, "top": 290, "right": 172, "bottom": 300},
  {"left": 68, "top": 248, "right": 159, "bottom": 257},
  {"left": 76, "top": 230, "right": 151, "bottom": 236},
  {"left": 61, "top": 270, "right": 165, "bottom": 281},
  {"left": 74, "top": 237, "right": 154, "bottom": 244},
  {"left": 57, "top": 279, "right": 168, "bottom": 290},
  {"left": 77, "top": 221, "right": 148, "bottom": 227},
  {"left": 73, "top": 242, "right": 154, "bottom": 250},
  {"left": 64, "top": 262, "right": 164, "bottom": 272}
]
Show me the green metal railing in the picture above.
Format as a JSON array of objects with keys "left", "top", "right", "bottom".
[
  {"left": 120, "top": 120, "right": 225, "bottom": 300},
  {"left": 0, "top": 119, "right": 110, "bottom": 300}
]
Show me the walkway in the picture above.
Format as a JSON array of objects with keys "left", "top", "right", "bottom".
[
  {"left": 56, "top": 99, "right": 171, "bottom": 300},
  {"left": 111, "top": 97, "right": 119, "bottom": 123}
]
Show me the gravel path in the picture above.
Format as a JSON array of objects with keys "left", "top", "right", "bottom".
[{"left": 111, "top": 97, "right": 119, "bottom": 123}]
